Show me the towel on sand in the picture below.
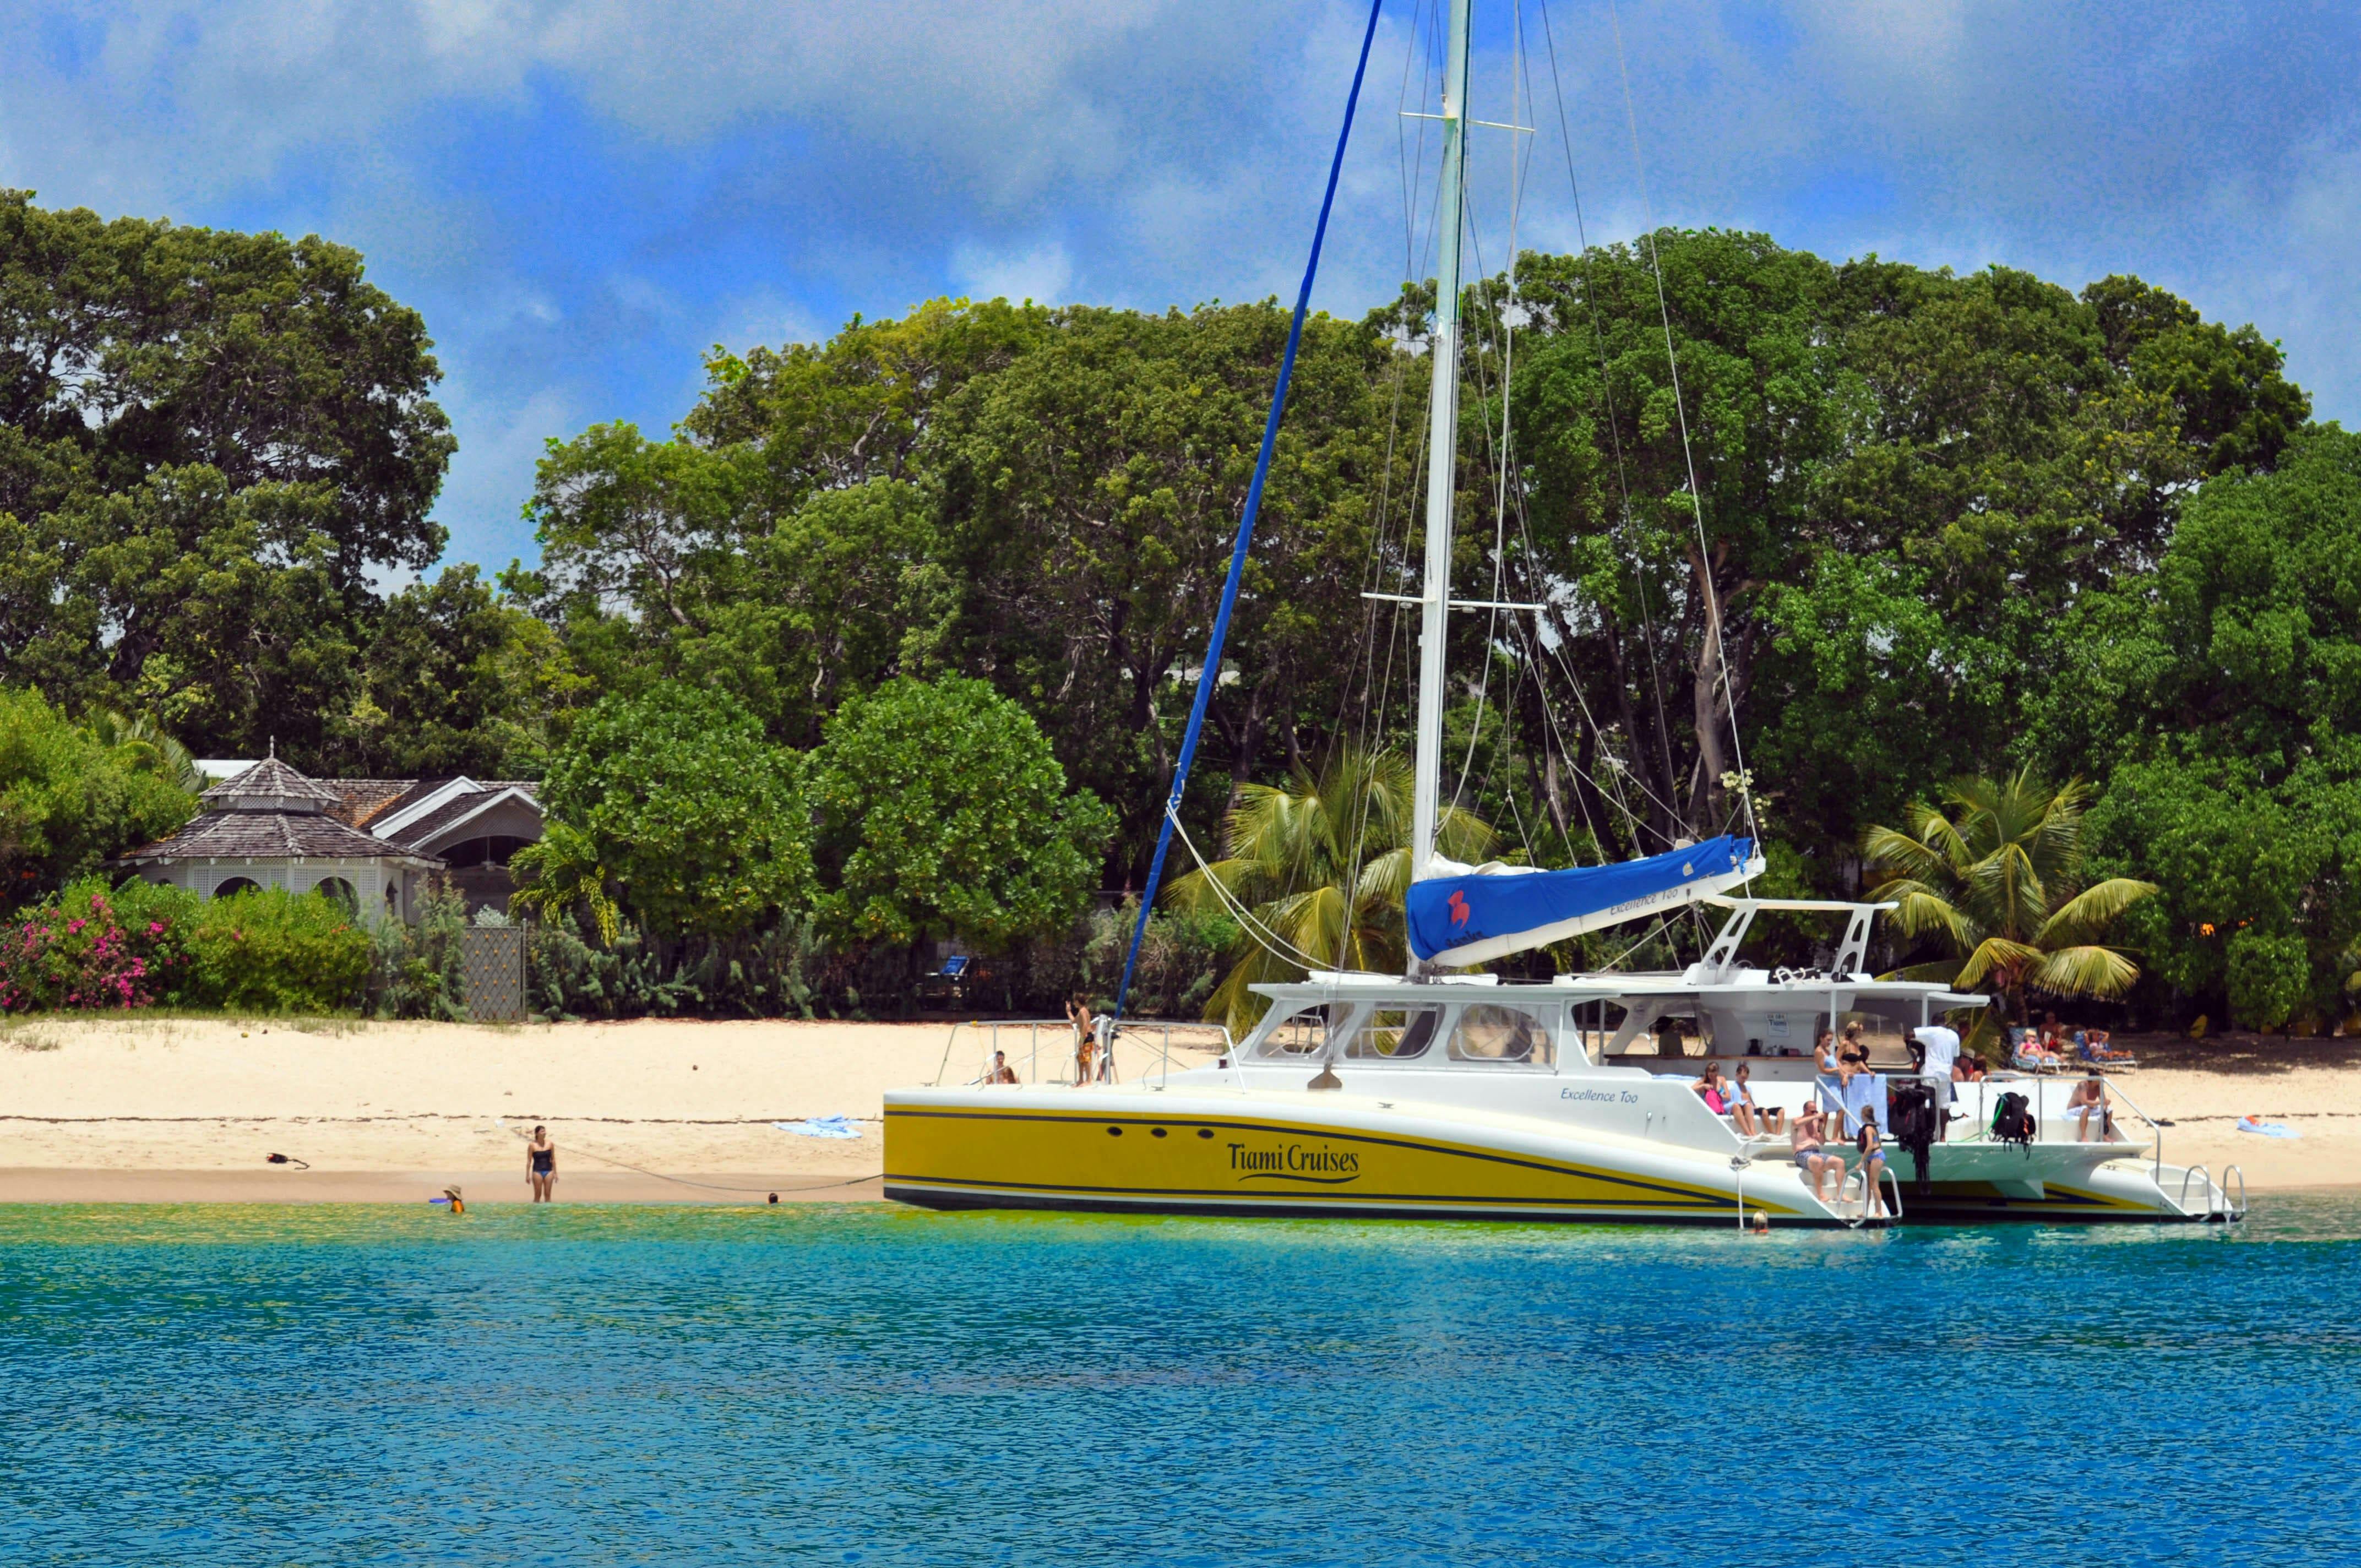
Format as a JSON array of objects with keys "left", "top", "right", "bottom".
[
  {"left": 776, "top": 1115, "right": 862, "bottom": 1140},
  {"left": 2236, "top": 1119, "right": 2300, "bottom": 1139}
]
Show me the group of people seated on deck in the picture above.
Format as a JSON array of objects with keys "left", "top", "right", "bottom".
[{"left": 1688, "top": 1059, "right": 1778, "bottom": 1137}]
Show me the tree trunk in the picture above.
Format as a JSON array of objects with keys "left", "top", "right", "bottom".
[
  {"left": 1221, "top": 673, "right": 1270, "bottom": 814},
  {"left": 1595, "top": 611, "right": 1679, "bottom": 851},
  {"left": 1685, "top": 542, "right": 1732, "bottom": 832}
]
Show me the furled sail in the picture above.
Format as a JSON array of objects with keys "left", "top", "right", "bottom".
[{"left": 1406, "top": 836, "right": 1761, "bottom": 967}]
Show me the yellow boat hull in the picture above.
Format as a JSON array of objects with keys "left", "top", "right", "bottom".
[{"left": 883, "top": 1090, "right": 1799, "bottom": 1223}]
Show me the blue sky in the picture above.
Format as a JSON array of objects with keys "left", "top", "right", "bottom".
[{"left": 4, "top": 1, "right": 2358, "bottom": 575}]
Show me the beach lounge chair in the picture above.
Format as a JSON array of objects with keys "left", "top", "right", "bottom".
[
  {"left": 2077, "top": 1035, "right": 2139, "bottom": 1071},
  {"left": 2007, "top": 1027, "right": 2057, "bottom": 1074}
]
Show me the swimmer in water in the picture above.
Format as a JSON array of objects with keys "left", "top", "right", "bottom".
[{"left": 526, "top": 1125, "right": 557, "bottom": 1202}]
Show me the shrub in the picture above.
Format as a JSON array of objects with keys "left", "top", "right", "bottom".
[
  {"left": 525, "top": 912, "right": 824, "bottom": 1021},
  {"left": 0, "top": 879, "right": 196, "bottom": 1011},
  {"left": 179, "top": 886, "right": 371, "bottom": 1013},
  {"left": 366, "top": 879, "right": 469, "bottom": 1020}
]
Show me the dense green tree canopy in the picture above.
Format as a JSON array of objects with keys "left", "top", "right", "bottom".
[
  {"left": 0, "top": 688, "right": 194, "bottom": 900},
  {"left": 4, "top": 187, "right": 2351, "bottom": 1028},
  {"left": 810, "top": 676, "right": 1109, "bottom": 959},
  {"left": 2053, "top": 426, "right": 2361, "bottom": 1028},
  {"left": 525, "top": 683, "right": 812, "bottom": 939},
  {"left": 0, "top": 191, "right": 456, "bottom": 763}
]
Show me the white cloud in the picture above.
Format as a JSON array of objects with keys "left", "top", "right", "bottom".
[{"left": 950, "top": 238, "right": 1074, "bottom": 306}]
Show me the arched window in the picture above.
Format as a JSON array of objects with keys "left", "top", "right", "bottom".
[
  {"left": 440, "top": 836, "right": 530, "bottom": 868},
  {"left": 312, "top": 876, "right": 358, "bottom": 914},
  {"left": 213, "top": 876, "right": 262, "bottom": 899}
]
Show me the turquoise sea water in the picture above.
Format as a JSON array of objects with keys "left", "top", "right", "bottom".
[{"left": 5, "top": 1198, "right": 2359, "bottom": 1566}]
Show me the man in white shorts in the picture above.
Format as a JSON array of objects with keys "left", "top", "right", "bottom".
[{"left": 1912, "top": 1025, "right": 1960, "bottom": 1141}]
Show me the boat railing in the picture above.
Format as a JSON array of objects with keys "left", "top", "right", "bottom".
[
  {"left": 2175, "top": 1163, "right": 2216, "bottom": 1219},
  {"left": 933, "top": 1019, "right": 1233, "bottom": 1088},
  {"left": 2225, "top": 1164, "right": 2248, "bottom": 1221},
  {"left": 2090, "top": 1072, "right": 2166, "bottom": 1179}
]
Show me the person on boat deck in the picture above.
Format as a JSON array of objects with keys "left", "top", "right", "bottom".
[
  {"left": 1952, "top": 1052, "right": 1988, "bottom": 1084},
  {"left": 1790, "top": 1102, "right": 1840, "bottom": 1205},
  {"left": 1736, "top": 1060, "right": 1779, "bottom": 1134},
  {"left": 1065, "top": 997, "right": 1097, "bottom": 1087},
  {"left": 1814, "top": 1030, "right": 1840, "bottom": 1075},
  {"left": 2064, "top": 1072, "right": 2112, "bottom": 1142},
  {"left": 1092, "top": 1012, "right": 1116, "bottom": 1084},
  {"left": 1911, "top": 1025, "right": 1960, "bottom": 1142},
  {"left": 1728, "top": 1061, "right": 1765, "bottom": 1137},
  {"left": 1691, "top": 1061, "right": 1733, "bottom": 1117},
  {"left": 986, "top": 1050, "right": 1019, "bottom": 1085},
  {"left": 1856, "top": 1114, "right": 1890, "bottom": 1217}
]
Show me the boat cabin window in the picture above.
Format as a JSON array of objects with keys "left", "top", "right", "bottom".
[
  {"left": 1343, "top": 1006, "right": 1442, "bottom": 1060},
  {"left": 1249, "top": 1007, "right": 1332, "bottom": 1060},
  {"left": 1446, "top": 1005, "right": 1554, "bottom": 1066}
]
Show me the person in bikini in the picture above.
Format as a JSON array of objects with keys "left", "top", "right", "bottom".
[
  {"left": 525, "top": 1124, "right": 557, "bottom": 1202},
  {"left": 1064, "top": 997, "right": 1097, "bottom": 1087},
  {"left": 1856, "top": 1114, "right": 1890, "bottom": 1217}
]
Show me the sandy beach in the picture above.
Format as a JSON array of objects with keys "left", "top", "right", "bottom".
[
  {"left": 0, "top": 1014, "right": 1220, "bottom": 1205},
  {"left": 0, "top": 1015, "right": 2351, "bottom": 1202}
]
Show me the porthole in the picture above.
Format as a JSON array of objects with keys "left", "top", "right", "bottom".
[
  {"left": 1106, "top": 1126, "right": 1123, "bottom": 1137},
  {"left": 1151, "top": 1127, "right": 1168, "bottom": 1139},
  {"left": 1196, "top": 1129, "right": 1214, "bottom": 1140}
]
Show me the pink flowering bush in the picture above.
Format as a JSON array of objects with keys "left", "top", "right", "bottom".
[
  {"left": 0, "top": 877, "right": 368, "bottom": 1014},
  {"left": 0, "top": 880, "right": 196, "bottom": 1012}
]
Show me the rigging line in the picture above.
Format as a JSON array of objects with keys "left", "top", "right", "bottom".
[
  {"left": 1163, "top": 806, "right": 1337, "bottom": 974},
  {"left": 1395, "top": 0, "right": 1424, "bottom": 281},
  {"left": 1493, "top": 393, "right": 1627, "bottom": 867},
  {"left": 1535, "top": 0, "right": 1682, "bottom": 840},
  {"left": 1448, "top": 8, "right": 1532, "bottom": 825},
  {"left": 1111, "top": 0, "right": 1386, "bottom": 1022},
  {"left": 1592, "top": 910, "right": 1680, "bottom": 974},
  {"left": 1502, "top": 571, "right": 1622, "bottom": 862},
  {"left": 1530, "top": 606, "right": 1688, "bottom": 828},
  {"left": 1338, "top": 354, "right": 1429, "bottom": 966},
  {"left": 1603, "top": 0, "right": 1759, "bottom": 849}
]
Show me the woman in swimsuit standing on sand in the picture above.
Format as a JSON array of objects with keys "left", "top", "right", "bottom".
[{"left": 526, "top": 1124, "right": 557, "bottom": 1202}]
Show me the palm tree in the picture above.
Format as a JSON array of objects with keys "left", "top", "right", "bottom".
[
  {"left": 1167, "top": 743, "right": 1494, "bottom": 1036},
  {"left": 1862, "top": 769, "right": 2155, "bottom": 1048},
  {"left": 510, "top": 821, "right": 624, "bottom": 944},
  {"left": 84, "top": 709, "right": 205, "bottom": 794}
]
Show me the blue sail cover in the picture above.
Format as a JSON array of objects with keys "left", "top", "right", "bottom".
[{"left": 1406, "top": 836, "right": 1760, "bottom": 967}]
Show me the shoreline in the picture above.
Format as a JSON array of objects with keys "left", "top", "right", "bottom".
[
  {"left": 2, "top": 1015, "right": 2355, "bottom": 1202},
  {"left": 0, "top": 1168, "right": 883, "bottom": 1204}
]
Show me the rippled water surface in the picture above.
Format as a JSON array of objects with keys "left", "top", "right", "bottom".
[{"left": 5, "top": 1196, "right": 2359, "bottom": 1565}]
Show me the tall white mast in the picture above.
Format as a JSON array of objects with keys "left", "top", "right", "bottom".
[{"left": 1411, "top": 0, "right": 1474, "bottom": 892}]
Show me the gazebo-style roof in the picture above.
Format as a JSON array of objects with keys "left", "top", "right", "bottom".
[
  {"left": 199, "top": 753, "right": 340, "bottom": 812},
  {"left": 117, "top": 749, "right": 438, "bottom": 870}
]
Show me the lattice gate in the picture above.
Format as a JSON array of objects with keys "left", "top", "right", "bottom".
[{"left": 459, "top": 927, "right": 527, "bottom": 1022}]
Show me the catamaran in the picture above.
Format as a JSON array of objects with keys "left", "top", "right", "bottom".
[{"left": 882, "top": 0, "right": 2242, "bottom": 1226}]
